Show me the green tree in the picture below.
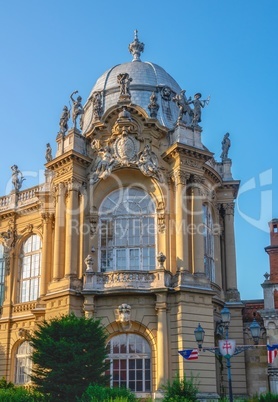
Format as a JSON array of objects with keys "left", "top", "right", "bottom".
[{"left": 30, "top": 314, "right": 109, "bottom": 402}]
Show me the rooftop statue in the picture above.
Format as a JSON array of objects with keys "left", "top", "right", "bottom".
[
  {"left": 188, "top": 93, "right": 210, "bottom": 127},
  {"left": 220, "top": 133, "right": 231, "bottom": 160},
  {"left": 172, "top": 90, "right": 192, "bottom": 123},
  {"left": 45, "top": 143, "right": 52, "bottom": 162},
  {"left": 59, "top": 105, "right": 70, "bottom": 135},
  {"left": 117, "top": 73, "right": 133, "bottom": 97},
  {"left": 70, "top": 90, "right": 84, "bottom": 130},
  {"left": 11, "top": 164, "right": 25, "bottom": 192}
]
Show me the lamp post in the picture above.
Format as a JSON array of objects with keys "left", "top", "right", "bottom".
[{"left": 194, "top": 306, "right": 262, "bottom": 402}]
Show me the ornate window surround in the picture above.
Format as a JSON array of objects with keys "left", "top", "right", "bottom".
[
  {"left": 99, "top": 188, "right": 156, "bottom": 272},
  {"left": 106, "top": 333, "right": 151, "bottom": 393},
  {"left": 14, "top": 341, "right": 32, "bottom": 385},
  {"left": 18, "top": 235, "right": 42, "bottom": 303}
]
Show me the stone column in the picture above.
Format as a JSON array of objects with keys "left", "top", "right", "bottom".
[
  {"left": 40, "top": 212, "right": 53, "bottom": 295},
  {"left": 79, "top": 189, "right": 86, "bottom": 278},
  {"left": 155, "top": 293, "right": 169, "bottom": 389},
  {"left": 65, "top": 181, "right": 80, "bottom": 277},
  {"left": 173, "top": 171, "right": 189, "bottom": 271},
  {"left": 223, "top": 203, "right": 238, "bottom": 294},
  {"left": 191, "top": 175, "right": 205, "bottom": 275},
  {"left": 53, "top": 183, "right": 66, "bottom": 280}
]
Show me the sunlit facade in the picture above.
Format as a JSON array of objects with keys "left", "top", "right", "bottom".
[{"left": 0, "top": 33, "right": 264, "bottom": 399}]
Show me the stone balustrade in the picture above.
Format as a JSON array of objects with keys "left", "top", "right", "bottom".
[
  {"left": 0, "top": 184, "right": 45, "bottom": 211},
  {"left": 83, "top": 269, "right": 172, "bottom": 292}
]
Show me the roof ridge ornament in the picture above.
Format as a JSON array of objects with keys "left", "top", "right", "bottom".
[{"left": 128, "top": 30, "right": 144, "bottom": 62}]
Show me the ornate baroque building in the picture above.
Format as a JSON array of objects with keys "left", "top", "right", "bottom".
[{"left": 0, "top": 32, "right": 265, "bottom": 399}]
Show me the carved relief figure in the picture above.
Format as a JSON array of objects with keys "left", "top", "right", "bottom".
[
  {"left": 11, "top": 165, "right": 25, "bottom": 192},
  {"left": 161, "top": 86, "right": 172, "bottom": 101},
  {"left": 59, "top": 105, "right": 70, "bottom": 135},
  {"left": 220, "top": 133, "right": 231, "bottom": 160},
  {"left": 137, "top": 144, "right": 164, "bottom": 182},
  {"left": 117, "top": 303, "right": 132, "bottom": 330},
  {"left": 70, "top": 91, "right": 84, "bottom": 129},
  {"left": 91, "top": 146, "right": 115, "bottom": 183},
  {"left": 91, "top": 91, "right": 102, "bottom": 120},
  {"left": 172, "top": 90, "right": 192, "bottom": 123},
  {"left": 45, "top": 143, "right": 52, "bottom": 162},
  {"left": 117, "top": 73, "right": 133, "bottom": 96},
  {"left": 148, "top": 92, "right": 159, "bottom": 118},
  {"left": 0, "top": 229, "right": 14, "bottom": 249}
]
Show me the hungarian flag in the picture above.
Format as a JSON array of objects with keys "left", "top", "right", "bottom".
[
  {"left": 178, "top": 349, "right": 199, "bottom": 360},
  {"left": 267, "top": 344, "right": 278, "bottom": 364}
]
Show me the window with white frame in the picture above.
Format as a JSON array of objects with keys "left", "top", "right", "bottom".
[
  {"left": 15, "top": 341, "right": 32, "bottom": 384},
  {"left": 203, "top": 204, "right": 215, "bottom": 282},
  {"left": 99, "top": 188, "right": 156, "bottom": 272},
  {"left": 18, "top": 235, "right": 42, "bottom": 303},
  {"left": 106, "top": 333, "right": 151, "bottom": 393},
  {"left": 0, "top": 244, "right": 5, "bottom": 305}
]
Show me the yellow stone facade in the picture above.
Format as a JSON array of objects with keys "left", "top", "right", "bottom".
[{"left": 0, "top": 34, "right": 263, "bottom": 399}]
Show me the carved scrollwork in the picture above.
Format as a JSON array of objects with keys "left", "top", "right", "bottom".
[
  {"left": 222, "top": 202, "right": 235, "bottom": 216},
  {"left": 90, "top": 91, "right": 102, "bottom": 121},
  {"left": 171, "top": 170, "right": 190, "bottom": 186},
  {"left": 89, "top": 215, "right": 98, "bottom": 236},
  {"left": 18, "top": 328, "right": 31, "bottom": 340}
]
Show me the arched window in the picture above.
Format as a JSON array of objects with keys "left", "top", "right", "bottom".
[
  {"left": 15, "top": 341, "right": 32, "bottom": 384},
  {"left": 18, "top": 235, "right": 42, "bottom": 303},
  {"left": 203, "top": 204, "right": 215, "bottom": 282},
  {"left": 106, "top": 334, "right": 151, "bottom": 393},
  {"left": 0, "top": 244, "right": 5, "bottom": 305},
  {"left": 99, "top": 188, "right": 156, "bottom": 272}
]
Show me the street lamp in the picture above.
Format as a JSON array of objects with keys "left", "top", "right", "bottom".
[
  {"left": 194, "top": 323, "right": 205, "bottom": 351},
  {"left": 194, "top": 306, "right": 262, "bottom": 402},
  {"left": 249, "top": 318, "right": 261, "bottom": 345}
]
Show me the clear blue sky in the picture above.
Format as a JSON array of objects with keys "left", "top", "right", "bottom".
[{"left": 0, "top": 0, "right": 277, "bottom": 300}]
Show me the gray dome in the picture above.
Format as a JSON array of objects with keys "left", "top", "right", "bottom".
[{"left": 82, "top": 60, "right": 183, "bottom": 133}]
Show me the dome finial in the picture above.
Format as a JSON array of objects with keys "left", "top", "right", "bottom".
[{"left": 128, "top": 30, "right": 144, "bottom": 62}]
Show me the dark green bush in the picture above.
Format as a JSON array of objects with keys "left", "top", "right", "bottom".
[
  {"left": 0, "top": 386, "right": 47, "bottom": 401},
  {"left": 258, "top": 393, "right": 278, "bottom": 402},
  {"left": 0, "top": 376, "right": 14, "bottom": 389},
  {"left": 162, "top": 373, "right": 199, "bottom": 402},
  {"left": 78, "top": 384, "right": 137, "bottom": 402}
]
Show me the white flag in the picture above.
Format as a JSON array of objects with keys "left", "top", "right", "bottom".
[{"left": 219, "top": 339, "right": 236, "bottom": 358}]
